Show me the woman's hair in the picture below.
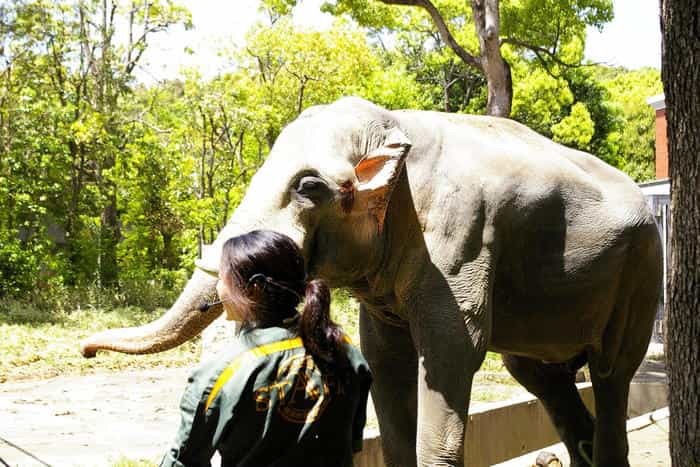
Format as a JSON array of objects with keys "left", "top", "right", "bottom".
[{"left": 219, "top": 230, "right": 345, "bottom": 364}]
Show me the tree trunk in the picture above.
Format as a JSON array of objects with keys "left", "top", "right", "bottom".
[
  {"left": 162, "top": 232, "right": 177, "bottom": 270},
  {"left": 99, "top": 185, "right": 120, "bottom": 286},
  {"left": 660, "top": 0, "right": 700, "bottom": 465},
  {"left": 297, "top": 76, "right": 306, "bottom": 115},
  {"left": 471, "top": 0, "right": 512, "bottom": 117},
  {"left": 96, "top": 0, "right": 120, "bottom": 287},
  {"left": 379, "top": 0, "right": 513, "bottom": 117}
]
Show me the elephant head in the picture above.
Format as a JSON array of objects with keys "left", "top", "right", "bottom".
[{"left": 80, "top": 97, "right": 411, "bottom": 357}]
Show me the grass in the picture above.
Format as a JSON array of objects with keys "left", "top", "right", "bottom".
[
  {"left": 478, "top": 351, "right": 507, "bottom": 372},
  {"left": 0, "top": 289, "right": 516, "bottom": 402},
  {"left": 328, "top": 290, "right": 520, "bottom": 403},
  {"left": 472, "top": 352, "right": 521, "bottom": 402},
  {"left": 0, "top": 289, "right": 360, "bottom": 383},
  {"left": 646, "top": 351, "right": 666, "bottom": 362},
  {"left": 329, "top": 288, "right": 360, "bottom": 342},
  {"left": 0, "top": 301, "right": 200, "bottom": 383},
  {"left": 110, "top": 458, "right": 158, "bottom": 467}
]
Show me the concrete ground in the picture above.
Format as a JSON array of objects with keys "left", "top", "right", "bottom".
[{"left": 496, "top": 409, "right": 670, "bottom": 467}]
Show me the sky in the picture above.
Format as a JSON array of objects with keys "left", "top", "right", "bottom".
[
  {"left": 585, "top": 0, "right": 662, "bottom": 70},
  {"left": 137, "top": 0, "right": 662, "bottom": 84}
]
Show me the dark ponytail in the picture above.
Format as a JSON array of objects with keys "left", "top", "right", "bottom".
[
  {"left": 219, "top": 230, "right": 348, "bottom": 369},
  {"left": 299, "top": 279, "right": 345, "bottom": 366}
]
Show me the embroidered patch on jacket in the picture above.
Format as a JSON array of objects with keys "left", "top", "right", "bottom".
[{"left": 254, "top": 354, "right": 338, "bottom": 424}]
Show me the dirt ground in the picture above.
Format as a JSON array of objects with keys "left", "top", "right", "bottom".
[
  {"left": 0, "top": 361, "right": 669, "bottom": 467},
  {"left": 1, "top": 367, "right": 189, "bottom": 466}
]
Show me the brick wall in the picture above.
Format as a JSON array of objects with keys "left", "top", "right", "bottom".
[{"left": 655, "top": 108, "right": 668, "bottom": 179}]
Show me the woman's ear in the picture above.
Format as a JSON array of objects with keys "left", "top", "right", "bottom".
[
  {"left": 350, "top": 127, "right": 412, "bottom": 231},
  {"left": 247, "top": 279, "right": 264, "bottom": 297}
]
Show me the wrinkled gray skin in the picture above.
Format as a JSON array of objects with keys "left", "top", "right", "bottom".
[{"left": 81, "top": 97, "right": 661, "bottom": 467}]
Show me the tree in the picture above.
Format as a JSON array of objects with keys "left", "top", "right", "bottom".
[
  {"left": 0, "top": 0, "right": 664, "bottom": 305},
  {"left": 660, "top": 0, "right": 700, "bottom": 465},
  {"left": 62, "top": 0, "right": 190, "bottom": 286},
  {"left": 0, "top": 0, "right": 70, "bottom": 292},
  {"left": 551, "top": 101, "right": 594, "bottom": 148},
  {"left": 381, "top": 15, "right": 487, "bottom": 112},
  {"left": 0, "top": 0, "right": 190, "bottom": 289},
  {"left": 316, "top": 0, "right": 613, "bottom": 117},
  {"left": 597, "top": 67, "right": 662, "bottom": 181},
  {"left": 0, "top": 0, "right": 190, "bottom": 297},
  {"left": 239, "top": 20, "right": 385, "bottom": 139},
  {"left": 1, "top": 5, "right": 426, "bottom": 300}
]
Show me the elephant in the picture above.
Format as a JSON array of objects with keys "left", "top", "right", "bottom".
[{"left": 80, "top": 97, "right": 661, "bottom": 467}]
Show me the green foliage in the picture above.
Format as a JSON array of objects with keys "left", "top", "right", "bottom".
[
  {"left": 320, "top": 0, "right": 405, "bottom": 30},
  {"left": 0, "top": 0, "right": 662, "bottom": 307},
  {"left": 552, "top": 102, "right": 595, "bottom": 149},
  {"left": 330, "top": 289, "right": 360, "bottom": 342},
  {"left": 389, "top": 21, "right": 486, "bottom": 113},
  {"left": 238, "top": 19, "right": 384, "bottom": 132},
  {"left": 0, "top": 231, "right": 41, "bottom": 297},
  {"left": 353, "top": 58, "right": 434, "bottom": 110},
  {"left": 320, "top": 0, "right": 613, "bottom": 114},
  {"left": 511, "top": 67, "right": 574, "bottom": 135},
  {"left": 597, "top": 67, "right": 662, "bottom": 181},
  {"left": 0, "top": 277, "right": 182, "bottom": 326},
  {"left": 510, "top": 59, "right": 659, "bottom": 177},
  {"left": 562, "top": 66, "right": 621, "bottom": 159},
  {"left": 501, "top": 0, "right": 613, "bottom": 52},
  {"left": 0, "top": 0, "right": 190, "bottom": 295}
]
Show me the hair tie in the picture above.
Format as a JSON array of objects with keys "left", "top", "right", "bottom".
[
  {"left": 248, "top": 273, "right": 303, "bottom": 300},
  {"left": 247, "top": 273, "right": 267, "bottom": 286}
]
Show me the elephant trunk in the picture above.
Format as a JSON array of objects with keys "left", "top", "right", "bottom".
[{"left": 80, "top": 268, "right": 221, "bottom": 358}]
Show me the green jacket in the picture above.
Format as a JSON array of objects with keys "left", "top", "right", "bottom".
[{"left": 160, "top": 326, "right": 372, "bottom": 467}]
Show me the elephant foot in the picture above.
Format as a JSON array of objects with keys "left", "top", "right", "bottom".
[{"left": 535, "top": 451, "right": 562, "bottom": 467}]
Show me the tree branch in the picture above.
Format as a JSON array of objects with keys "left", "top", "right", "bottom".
[
  {"left": 129, "top": 117, "right": 172, "bottom": 134},
  {"left": 500, "top": 37, "right": 598, "bottom": 70},
  {"left": 378, "top": 0, "right": 483, "bottom": 71}
]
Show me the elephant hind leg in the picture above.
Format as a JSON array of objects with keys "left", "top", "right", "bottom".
[
  {"left": 588, "top": 225, "right": 661, "bottom": 467},
  {"left": 502, "top": 354, "right": 594, "bottom": 467},
  {"left": 588, "top": 368, "right": 631, "bottom": 467}
]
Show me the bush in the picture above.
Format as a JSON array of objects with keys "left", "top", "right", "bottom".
[
  {"left": 117, "top": 272, "right": 186, "bottom": 309},
  {"left": 0, "top": 233, "right": 40, "bottom": 298},
  {"left": 0, "top": 296, "right": 63, "bottom": 325},
  {"left": 0, "top": 273, "right": 187, "bottom": 324}
]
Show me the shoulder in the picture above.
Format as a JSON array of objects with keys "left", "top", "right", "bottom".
[
  {"left": 185, "top": 327, "right": 305, "bottom": 408},
  {"left": 186, "top": 340, "right": 249, "bottom": 393},
  {"left": 193, "top": 326, "right": 301, "bottom": 379}
]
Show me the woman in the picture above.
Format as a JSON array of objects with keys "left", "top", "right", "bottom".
[{"left": 161, "top": 230, "right": 372, "bottom": 467}]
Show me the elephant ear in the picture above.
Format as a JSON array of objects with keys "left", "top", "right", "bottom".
[{"left": 349, "top": 126, "right": 411, "bottom": 232}]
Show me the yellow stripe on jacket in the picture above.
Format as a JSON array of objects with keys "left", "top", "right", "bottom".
[{"left": 205, "top": 337, "right": 304, "bottom": 411}]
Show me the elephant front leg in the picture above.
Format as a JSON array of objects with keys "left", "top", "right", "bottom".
[
  {"left": 415, "top": 355, "right": 480, "bottom": 466},
  {"left": 411, "top": 262, "right": 492, "bottom": 466},
  {"left": 360, "top": 305, "right": 419, "bottom": 467}
]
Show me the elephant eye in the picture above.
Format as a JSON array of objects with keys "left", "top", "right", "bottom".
[
  {"left": 294, "top": 175, "right": 330, "bottom": 202},
  {"left": 299, "top": 177, "right": 325, "bottom": 192}
]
